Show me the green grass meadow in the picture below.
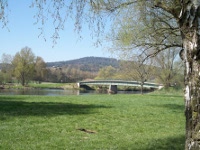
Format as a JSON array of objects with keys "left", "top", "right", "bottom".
[
  {"left": 0, "top": 93, "right": 185, "bottom": 150},
  {"left": 10, "top": 82, "right": 76, "bottom": 90}
]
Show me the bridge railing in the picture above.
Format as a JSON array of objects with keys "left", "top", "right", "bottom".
[{"left": 78, "top": 80, "right": 162, "bottom": 89}]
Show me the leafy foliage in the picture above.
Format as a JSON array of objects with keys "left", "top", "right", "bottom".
[
  {"left": 33, "top": 56, "right": 47, "bottom": 83},
  {"left": 12, "top": 47, "right": 35, "bottom": 86},
  {"left": 95, "top": 65, "right": 117, "bottom": 80}
]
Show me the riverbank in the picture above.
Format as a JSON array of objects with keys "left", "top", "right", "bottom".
[
  {"left": 0, "top": 82, "right": 159, "bottom": 93},
  {"left": 0, "top": 91, "right": 184, "bottom": 149},
  {"left": 0, "top": 82, "right": 78, "bottom": 90},
  {"left": 0, "top": 82, "right": 183, "bottom": 96}
]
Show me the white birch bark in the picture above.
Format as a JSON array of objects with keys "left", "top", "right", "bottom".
[{"left": 179, "top": 0, "right": 200, "bottom": 149}]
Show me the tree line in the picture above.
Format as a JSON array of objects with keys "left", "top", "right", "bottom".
[
  {"left": 0, "top": 47, "right": 96, "bottom": 85},
  {"left": 95, "top": 48, "right": 184, "bottom": 92},
  {"left": 1, "top": 47, "right": 45, "bottom": 86},
  {"left": 1, "top": 46, "right": 184, "bottom": 89}
]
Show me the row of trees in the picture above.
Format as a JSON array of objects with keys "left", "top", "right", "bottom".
[
  {"left": 1, "top": 47, "right": 46, "bottom": 86},
  {"left": 1, "top": 46, "right": 183, "bottom": 89},
  {"left": 0, "top": 47, "right": 97, "bottom": 85},
  {"left": 95, "top": 48, "right": 184, "bottom": 93},
  {"left": 2, "top": 46, "right": 182, "bottom": 89},
  {"left": 46, "top": 66, "right": 96, "bottom": 83}
]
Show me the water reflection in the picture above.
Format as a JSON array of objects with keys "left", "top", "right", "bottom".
[{"left": 0, "top": 89, "right": 142, "bottom": 96}]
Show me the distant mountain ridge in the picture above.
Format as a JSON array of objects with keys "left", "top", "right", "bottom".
[{"left": 46, "top": 56, "right": 120, "bottom": 72}]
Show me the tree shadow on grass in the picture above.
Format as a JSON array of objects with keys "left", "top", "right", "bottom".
[
  {"left": 147, "top": 95, "right": 184, "bottom": 112},
  {"left": 161, "top": 103, "right": 184, "bottom": 111},
  {"left": 144, "top": 135, "right": 185, "bottom": 150},
  {"left": 148, "top": 93, "right": 184, "bottom": 98},
  {"left": 0, "top": 96, "right": 110, "bottom": 117},
  {"left": 118, "top": 135, "right": 185, "bottom": 150},
  {"left": 149, "top": 103, "right": 185, "bottom": 114}
]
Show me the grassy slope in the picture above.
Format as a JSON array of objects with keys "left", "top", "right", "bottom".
[
  {"left": 0, "top": 93, "right": 185, "bottom": 150},
  {"left": 12, "top": 82, "right": 77, "bottom": 89}
]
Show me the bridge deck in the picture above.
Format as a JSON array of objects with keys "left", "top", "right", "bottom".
[{"left": 78, "top": 80, "right": 162, "bottom": 89}]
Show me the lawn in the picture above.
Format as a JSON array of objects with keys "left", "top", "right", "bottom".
[
  {"left": 0, "top": 93, "right": 185, "bottom": 150},
  {"left": 30, "top": 82, "right": 77, "bottom": 89},
  {"left": 1, "top": 82, "right": 77, "bottom": 90}
]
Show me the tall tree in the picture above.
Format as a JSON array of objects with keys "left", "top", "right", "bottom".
[
  {"left": 173, "top": 59, "right": 185, "bottom": 88},
  {"left": 105, "top": 2, "right": 199, "bottom": 148},
  {"left": 1, "top": 1, "right": 200, "bottom": 149},
  {"left": 12, "top": 47, "right": 35, "bottom": 86},
  {"left": 179, "top": 1, "right": 200, "bottom": 149},
  {"left": 154, "top": 48, "right": 180, "bottom": 88},
  {"left": 119, "top": 54, "right": 154, "bottom": 94},
  {"left": 34, "top": 56, "right": 47, "bottom": 83},
  {"left": 95, "top": 65, "right": 116, "bottom": 80},
  {"left": 1, "top": 53, "right": 13, "bottom": 83}
]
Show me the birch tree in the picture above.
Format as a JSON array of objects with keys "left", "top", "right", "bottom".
[
  {"left": 179, "top": 1, "right": 200, "bottom": 149},
  {"left": 1, "top": 0, "right": 200, "bottom": 149}
]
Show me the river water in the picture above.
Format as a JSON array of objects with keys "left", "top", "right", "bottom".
[{"left": 0, "top": 89, "right": 142, "bottom": 96}]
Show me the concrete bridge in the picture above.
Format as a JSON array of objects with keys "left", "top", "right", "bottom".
[{"left": 77, "top": 80, "right": 162, "bottom": 94}]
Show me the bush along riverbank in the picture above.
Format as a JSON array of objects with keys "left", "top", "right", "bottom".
[{"left": 0, "top": 82, "right": 78, "bottom": 90}]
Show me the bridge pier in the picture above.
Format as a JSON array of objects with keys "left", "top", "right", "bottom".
[{"left": 108, "top": 85, "right": 117, "bottom": 94}]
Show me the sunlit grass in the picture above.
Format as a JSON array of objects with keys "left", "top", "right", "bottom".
[
  {"left": 28, "top": 82, "right": 76, "bottom": 89},
  {"left": 0, "top": 93, "right": 185, "bottom": 149},
  {"left": 2, "top": 82, "right": 77, "bottom": 90}
]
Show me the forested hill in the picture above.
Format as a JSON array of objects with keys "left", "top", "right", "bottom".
[{"left": 46, "top": 57, "right": 120, "bottom": 72}]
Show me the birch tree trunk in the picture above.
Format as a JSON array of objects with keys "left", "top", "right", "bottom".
[{"left": 179, "top": 1, "right": 200, "bottom": 149}]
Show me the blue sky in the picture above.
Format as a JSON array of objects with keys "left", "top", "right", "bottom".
[{"left": 0, "top": 1, "right": 111, "bottom": 62}]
